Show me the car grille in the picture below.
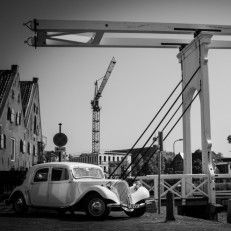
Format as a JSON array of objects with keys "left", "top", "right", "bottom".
[{"left": 113, "top": 181, "right": 131, "bottom": 206}]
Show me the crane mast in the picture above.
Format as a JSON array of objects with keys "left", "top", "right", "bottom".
[{"left": 91, "top": 57, "right": 116, "bottom": 154}]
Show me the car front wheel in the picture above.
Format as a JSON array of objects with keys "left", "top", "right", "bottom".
[
  {"left": 13, "top": 194, "right": 28, "bottom": 215},
  {"left": 85, "top": 194, "right": 110, "bottom": 219},
  {"left": 124, "top": 206, "right": 146, "bottom": 217}
]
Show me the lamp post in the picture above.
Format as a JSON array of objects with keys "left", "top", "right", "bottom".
[{"left": 173, "top": 138, "right": 183, "bottom": 154}]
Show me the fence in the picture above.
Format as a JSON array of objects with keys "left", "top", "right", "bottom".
[{"left": 136, "top": 174, "right": 231, "bottom": 205}]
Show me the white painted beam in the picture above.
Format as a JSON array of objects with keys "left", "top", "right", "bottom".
[{"left": 29, "top": 19, "right": 231, "bottom": 35}]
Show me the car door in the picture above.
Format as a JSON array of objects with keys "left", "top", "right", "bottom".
[
  {"left": 48, "top": 167, "right": 74, "bottom": 207},
  {"left": 29, "top": 167, "right": 49, "bottom": 206}
]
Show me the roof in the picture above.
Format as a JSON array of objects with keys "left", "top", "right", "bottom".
[
  {"left": 32, "top": 161, "right": 102, "bottom": 170},
  {"left": 20, "top": 81, "right": 33, "bottom": 115},
  {"left": 0, "top": 66, "right": 18, "bottom": 118}
]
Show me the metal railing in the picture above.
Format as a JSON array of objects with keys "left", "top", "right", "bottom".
[{"left": 134, "top": 174, "right": 231, "bottom": 204}]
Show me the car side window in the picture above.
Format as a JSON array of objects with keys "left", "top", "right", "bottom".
[
  {"left": 34, "top": 168, "right": 49, "bottom": 182},
  {"left": 51, "top": 167, "right": 69, "bottom": 181}
]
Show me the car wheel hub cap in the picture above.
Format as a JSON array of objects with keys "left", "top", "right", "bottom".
[
  {"left": 15, "top": 198, "right": 23, "bottom": 211},
  {"left": 90, "top": 200, "right": 104, "bottom": 216}
]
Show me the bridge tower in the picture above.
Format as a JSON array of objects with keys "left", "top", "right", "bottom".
[{"left": 177, "top": 33, "right": 215, "bottom": 204}]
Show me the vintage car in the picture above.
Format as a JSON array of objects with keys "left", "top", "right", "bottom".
[{"left": 6, "top": 162, "right": 151, "bottom": 219}]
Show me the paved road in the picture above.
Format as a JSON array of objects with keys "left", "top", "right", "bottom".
[{"left": 0, "top": 203, "right": 230, "bottom": 231}]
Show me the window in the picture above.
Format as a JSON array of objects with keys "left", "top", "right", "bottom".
[
  {"left": 99, "top": 156, "right": 102, "bottom": 164},
  {"left": 33, "top": 116, "right": 37, "bottom": 135},
  {"left": 73, "top": 167, "right": 104, "bottom": 179},
  {"left": 34, "top": 168, "right": 49, "bottom": 182},
  {"left": 20, "top": 140, "right": 24, "bottom": 153},
  {"left": 104, "top": 156, "right": 106, "bottom": 162},
  {"left": 51, "top": 168, "right": 69, "bottom": 181},
  {"left": 27, "top": 142, "right": 30, "bottom": 154},
  {"left": 11, "top": 90, "right": 15, "bottom": 99},
  {"left": 10, "top": 138, "right": 15, "bottom": 161},
  {"left": 108, "top": 156, "right": 111, "bottom": 162},
  {"left": 33, "top": 145, "right": 36, "bottom": 156},
  {"left": 113, "top": 156, "right": 115, "bottom": 162},
  {"left": 7, "top": 107, "right": 11, "bottom": 121},
  {"left": 117, "top": 157, "right": 119, "bottom": 161}
]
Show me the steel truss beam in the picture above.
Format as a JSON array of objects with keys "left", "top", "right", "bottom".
[{"left": 24, "top": 19, "right": 231, "bottom": 48}]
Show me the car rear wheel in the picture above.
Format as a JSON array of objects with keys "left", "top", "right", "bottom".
[
  {"left": 13, "top": 194, "right": 28, "bottom": 215},
  {"left": 85, "top": 194, "right": 110, "bottom": 219},
  {"left": 124, "top": 206, "right": 146, "bottom": 217}
]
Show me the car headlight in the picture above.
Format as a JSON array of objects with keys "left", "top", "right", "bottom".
[{"left": 133, "top": 180, "right": 142, "bottom": 191}]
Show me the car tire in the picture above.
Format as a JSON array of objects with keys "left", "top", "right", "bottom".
[
  {"left": 85, "top": 194, "right": 110, "bottom": 219},
  {"left": 124, "top": 206, "right": 146, "bottom": 217},
  {"left": 13, "top": 194, "right": 28, "bottom": 215}
]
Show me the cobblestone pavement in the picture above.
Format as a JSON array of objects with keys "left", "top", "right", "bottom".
[{"left": 0, "top": 203, "right": 230, "bottom": 231}]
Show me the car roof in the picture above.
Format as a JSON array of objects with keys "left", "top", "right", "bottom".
[{"left": 31, "top": 162, "right": 102, "bottom": 170}]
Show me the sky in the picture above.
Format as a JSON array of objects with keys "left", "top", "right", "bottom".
[{"left": 1, "top": 0, "right": 231, "bottom": 156}]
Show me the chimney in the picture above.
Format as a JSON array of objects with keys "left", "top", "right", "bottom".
[
  {"left": 11, "top": 65, "right": 19, "bottom": 74},
  {"left": 33, "top": 77, "right": 38, "bottom": 83}
]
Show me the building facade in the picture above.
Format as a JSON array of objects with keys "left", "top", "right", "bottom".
[
  {"left": 69, "top": 151, "right": 131, "bottom": 176},
  {"left": 0, "top": 65, "right": 43, "bottom": 171}
]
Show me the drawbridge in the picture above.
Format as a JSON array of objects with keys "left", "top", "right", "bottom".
[{"left": 25, "top": 20, "right": 231, "bottom": 215}]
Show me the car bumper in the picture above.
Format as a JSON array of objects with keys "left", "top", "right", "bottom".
[{"left": 107, "top": 199, "right": 154, "bottom": 209}]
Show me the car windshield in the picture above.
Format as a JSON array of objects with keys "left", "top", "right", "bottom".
[{"left": 72, "top": 167, "right": 104, "bottom": 179}]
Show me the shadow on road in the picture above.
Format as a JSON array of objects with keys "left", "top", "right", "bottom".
[{"left": 0, "top": 209, "right": 130, "bottom": 222}]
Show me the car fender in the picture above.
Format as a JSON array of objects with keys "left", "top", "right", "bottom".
[
  {"left": 73, "top": 185, "right": 120, "bottom": 205},
  {"left": 8, "top": 186, "right": 31, "bottom": 206},
  {"left": 130, "top": 186, "right": 150, "bottom": 204}
]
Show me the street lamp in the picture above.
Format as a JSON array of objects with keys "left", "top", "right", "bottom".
[{"left": 173, "top": 138, "right": 183, "bottom": 154}]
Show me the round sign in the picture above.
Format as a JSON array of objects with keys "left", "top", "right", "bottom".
[{"left": 53, "top": 133, "right": 68, "bottom": 147}]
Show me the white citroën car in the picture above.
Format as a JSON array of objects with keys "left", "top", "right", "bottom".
[{"left": 6, "top": 162, "right": 151, "bottom": 219}]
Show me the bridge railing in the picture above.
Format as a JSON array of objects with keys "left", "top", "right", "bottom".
[
  {"left": 214, "top": 174, "right": 231, "bottom": 198},
  {"left": 137, "top": 174, "right": 209, "bottom": 202},
  {"left": 136, "top": 174, "right": 231, "bottom": 202}
]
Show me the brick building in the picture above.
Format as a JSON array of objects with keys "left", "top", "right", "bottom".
[{"left": 0, "top": 65, "right": 43, "bottom": 170}]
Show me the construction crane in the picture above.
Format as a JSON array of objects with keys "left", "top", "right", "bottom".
[{"left": 91, "top": 57, "right": 116, "bottom": 154}]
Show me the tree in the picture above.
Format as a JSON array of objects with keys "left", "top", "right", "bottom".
[
  {"left": 192, "top": 149, "right": 202, "bottom": 174},
  {"left": 227, "top": 135, "right": 231, "bottom": 143}
]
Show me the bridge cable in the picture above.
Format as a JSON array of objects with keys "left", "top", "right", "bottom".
[
  {"left": 119, "top": 66, "right": 201, "bottom": 180},
  {"left": 127, "top": 88, "right": 201, "bottom": 183},
  {"left": 108, "top": 79, "right": 182, "bottom": 178}
]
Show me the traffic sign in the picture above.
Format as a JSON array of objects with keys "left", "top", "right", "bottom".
[{"left": 53, "top": 132, "right": 68, "bottom": 147}]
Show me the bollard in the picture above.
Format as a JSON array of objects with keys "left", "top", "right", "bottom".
[
  {"left": 166, "top": 191, "right": 175, "bottom": 222},
  {"left": 227, "top": 199, "right": 231, "bottom": 223}
]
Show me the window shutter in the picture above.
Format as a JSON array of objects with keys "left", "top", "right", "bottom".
[
  {"left": 23, "top": 141, "right": 26, "bottom": 153},
  {"left": 0, "top": 134, "right": 6, "bottom": 149},
  {"left": 0, "top": 134, "right": 3, "bottom": 149},
  {"left": 10, "top": 108, "right": 15, "bottom": 123},
  {"left": 15, "top": 112, "right": 18, "bottom": 125}
]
